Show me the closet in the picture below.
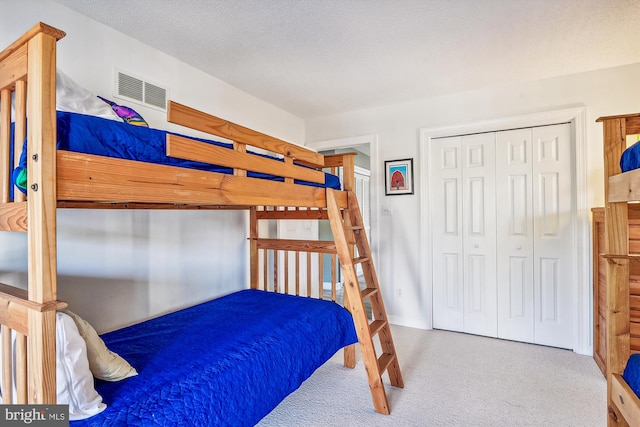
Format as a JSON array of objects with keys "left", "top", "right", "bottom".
[{"left": 431, "top": 123, "right": 575, "bottom": 349}]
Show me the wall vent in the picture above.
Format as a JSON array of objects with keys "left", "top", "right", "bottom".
[{"left": 114, "top": 69, "right": 168, "bottom": 111}]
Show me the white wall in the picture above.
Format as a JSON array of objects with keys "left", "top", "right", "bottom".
[
  {"left": 0, "top": 0, "right": 306, "bottom": 332},
  {"left": 305, "top": 63, "right": 640, "bottom": 336}
]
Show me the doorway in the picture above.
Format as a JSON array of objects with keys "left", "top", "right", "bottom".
[{"left": 306, "top": 135, "right": 377, "bottom": 296}]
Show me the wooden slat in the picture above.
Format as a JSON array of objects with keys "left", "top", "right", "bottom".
[
  {"left": 295, "top": 251, "right": 300, "bottom": 296},
  {"left": 1, "top": 89, "right": 10, "bottom": 203},
  {"left": 56, "top": 201, "right": 251, "bottom": 210},
  {"left": 249, "top": 207, "right": 259, "bottom": 290},
  {"left": 57, "top": 151, "right": 337, "bottom": 208},
  {"left": 1, "top": 325, "right": 12, "bottom": 404},
  {"left": 331, "top": 254, "right": 337, "bottom": 302},
  {"left": 166, "top": 134, "right": 325, "bottom": 185},
  {"left": 306, "top": 252, "right": 312, "bottom": 297},
  {"left": 609, "top": 171, "right": 640, "bottom": 202},
  {"left": 318, "top": 253, "right": 323, "bottom": 299},
  {"left": 254, "top": 238, "right": 336, "bottom": 254},
  {"left": 262, "top": 249, "right": 268, "bottom": 291},
  {"left": 15, "top": 332, "right": 27, "bottom": 404},
  {"left": 14, "top": 80, "right": 27, "bottom": 203},
  {"left": 0, "top": 201, "right": 27, "bottom": 231},
  {"left": 273, "top": 250, "right": 279, "bottom": 293},
  {"left": 284, "top": 251, "right": 289, "bottom": 295},
  {"left": 167, "top": 101, "right": 324, "bottom": 167},
  {"left": 256, "top": 208, "right": 329, "bottom": 220}
]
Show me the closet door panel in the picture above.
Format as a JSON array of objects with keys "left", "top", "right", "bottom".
[
  {"left": 496, "top": 129, "right": 535, "bottom": 342},
  {"left": 532, "top": 123, "right": 573, "bottom": 348},
  {"left": 431, "top": 137, "right": 464, "bottom": 332},
  {"left": 462, "top": 134, "right": 497, "bottom": 337}
]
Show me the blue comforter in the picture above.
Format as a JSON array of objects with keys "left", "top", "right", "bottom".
[
  {"left": 623, "top": 353, "right": 640, "bottom": 398},
  {"left": 11, "top": 112, "right": 341, "bottom": 199},
  {"left": 620, "top": 141, "right": 640, "bottom": 173},
  {"left": 71, "top": 290, "right": 357, "bottom": 427}
]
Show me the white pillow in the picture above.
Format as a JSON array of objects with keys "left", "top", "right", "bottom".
[
  {"left": 56, "top": 312, "right": 107, "bottom": 420},
  {"left": 5, "top": 70, "right": 122, "bottom": 122},
  {"left": 0, "top": 314, "right": 107, "bottom": 420},
  {"left": 55, "top": 69, "right": 121, "bottom": 121},
  {"left": 61, "top": 309, "right": 137, "bottom": 381}
]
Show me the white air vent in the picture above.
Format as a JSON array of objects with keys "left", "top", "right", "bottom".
[{"left": 114, "top": 69, "right": 168, "bottom": 111}]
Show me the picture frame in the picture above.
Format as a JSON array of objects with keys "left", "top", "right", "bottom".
[{"left": 384, "top": 158, "right": 414, "bottom": 196}]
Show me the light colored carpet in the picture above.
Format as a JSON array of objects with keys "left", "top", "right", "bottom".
[{"left": 258, "top": 325, "right": 606, "bottom": 426}]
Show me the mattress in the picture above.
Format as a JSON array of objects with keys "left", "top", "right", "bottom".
[
  {"left": 71, "top": 289, "right": 357, "bottom": 426},
  {"left": 10, "top": 111, "right": 341, "bottom": 199}
]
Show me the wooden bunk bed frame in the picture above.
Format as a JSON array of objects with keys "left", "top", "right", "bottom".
[
  {"left": 598, "top": 112, "right": 640, "bottom": 426},
  {"left": 0, "top": 23, "right": 403, "bottom": 415}
]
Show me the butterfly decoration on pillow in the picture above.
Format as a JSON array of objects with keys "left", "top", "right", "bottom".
[{"left": 97, "top": 96, "right": 148, "bottom": 127}]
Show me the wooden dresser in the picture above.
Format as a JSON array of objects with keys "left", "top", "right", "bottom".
[{"left": 592, "top": 205, "right": 640, "bottom": 375}]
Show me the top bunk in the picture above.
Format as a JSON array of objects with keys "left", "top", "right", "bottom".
[
  {"left": 0, "top": 23, "right": 353, "bottom": 233},
  {"left": 598, "top": 113, "right": 640, "bottom": 203}
]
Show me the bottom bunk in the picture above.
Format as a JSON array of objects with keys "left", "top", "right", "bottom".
[{"left": 68, "top": 289, "right": 357, "bottom": 426}]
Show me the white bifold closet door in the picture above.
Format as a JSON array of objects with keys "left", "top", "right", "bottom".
[
  {"left": 431, "top": 123, "right": 574, "bottom": 349},
  {"left": 431, "top": 132, "right": 497, "bottom": 337}
]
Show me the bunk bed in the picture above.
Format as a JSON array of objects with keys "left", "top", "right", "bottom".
[
  {"left": 598, "top": 112, "right": 640, "bottom": 426},
  {"left": 0, "top": 23, "right": 403, "bottom": 424}
]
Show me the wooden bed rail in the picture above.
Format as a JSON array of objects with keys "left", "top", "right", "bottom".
[
  {"left": 168, "top": 101, "right": 325, "bottom": 168},
  {"left": 254, "top": 238, "right": 341, "bottom": 301},
  {"left": 0, "top": 283, "right": 67, "bottom": 404}
]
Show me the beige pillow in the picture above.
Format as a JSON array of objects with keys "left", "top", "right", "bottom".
[{"left": 61, "top": 309, "right": 138, "bottom": 382}]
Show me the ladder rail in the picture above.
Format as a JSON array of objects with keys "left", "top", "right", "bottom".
[{"left": 326, "top": 189, "right": 404, "bottom": 415}]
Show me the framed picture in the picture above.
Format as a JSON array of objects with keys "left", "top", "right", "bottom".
[{"left": 384, "top": 158, "right": 414, "bottom": 195}]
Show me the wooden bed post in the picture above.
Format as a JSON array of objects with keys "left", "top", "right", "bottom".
[
  {"left": 599, "top": 115, "right": 631, "bottom": 427},
  {"left": 26, "top": 26, "right": 61, "bottom": 404}
]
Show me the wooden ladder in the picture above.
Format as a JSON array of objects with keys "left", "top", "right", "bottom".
[{"left": 326, "top": 189, "right": 404, "bottom": 415}]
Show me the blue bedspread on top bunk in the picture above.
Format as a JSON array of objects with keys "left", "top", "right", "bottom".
[
  {"left": 10, "top": 111, "right": 341, "bottom": 199},
  {"left": 620, "top": 142, "right": 640, "bottom": 173},
  {"left": 71, "top": 289, "right": 357, "bottom": 427}
]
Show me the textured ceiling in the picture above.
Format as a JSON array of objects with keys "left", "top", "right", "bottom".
[{"left": 52, "top": 0, "right": 640, "bottom": 119}]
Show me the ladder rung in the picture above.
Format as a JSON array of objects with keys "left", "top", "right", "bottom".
[
  {"left": 361, "top": 287, "right": 379, "bottom": 299},
  {"left": 369, "top": 319, "right": 386, "bottom": 337},
  {"left": 377, "top": 352, "right": 396, "bottom": 375},
  {"left": 346, "top": 225, "right": 364, "bottom": 231},
  {"left": 352, "top": 256, "right": 370, "bottom": 265}
]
